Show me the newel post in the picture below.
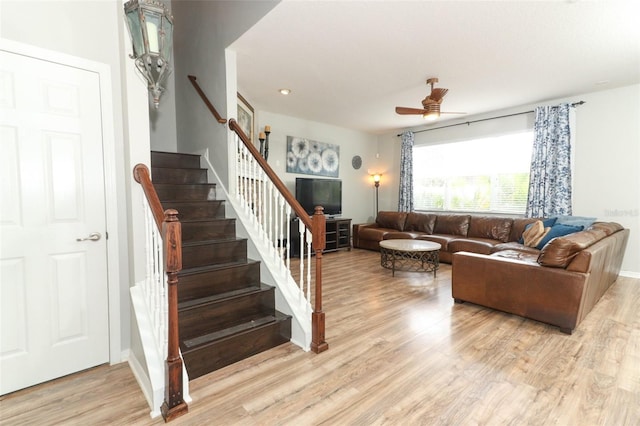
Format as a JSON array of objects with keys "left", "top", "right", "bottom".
[
  {"left": 310, "top": 206, "right": 329, "bottom": 353},
  {"left": 161, "top": 209, "right": 188, "bottom": 421}
]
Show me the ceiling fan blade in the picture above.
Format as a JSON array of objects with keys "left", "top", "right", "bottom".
[
  {"left": 395, "top": 106, "right": 427, "bottom": 115},
  {"left": 428, "top": 88, "right": 449, "bottom": 102}
]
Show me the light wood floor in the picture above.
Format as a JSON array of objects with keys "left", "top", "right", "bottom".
[{"left": 2, "top": 249, "right": 639, "bottom": 425}]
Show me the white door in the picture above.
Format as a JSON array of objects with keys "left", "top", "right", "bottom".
[{"left": 0, "top": 50, "right": 109, "bottom": 395}]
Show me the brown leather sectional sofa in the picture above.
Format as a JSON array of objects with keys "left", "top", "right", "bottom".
[{"left": 352, "top": 211, "right": 629, "bottom": 334}]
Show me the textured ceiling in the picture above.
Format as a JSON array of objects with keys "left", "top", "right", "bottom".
[{"left": 231, "top": 1, "right": 640, "bottom": 134}]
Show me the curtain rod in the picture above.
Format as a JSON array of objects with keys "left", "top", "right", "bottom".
[{"left": 397, "top": 101, "right": 586, "bottom": 136}]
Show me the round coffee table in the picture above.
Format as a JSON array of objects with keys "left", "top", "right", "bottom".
[{"left": 379, "top": 239, "right": 441, "bottom": 277}]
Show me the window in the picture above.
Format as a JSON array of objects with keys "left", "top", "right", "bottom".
[{"left": 413, "top": 132, "right": 533, "bottom": 214}]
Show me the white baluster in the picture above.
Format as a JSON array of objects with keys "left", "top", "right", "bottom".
[
  {"left": 306, "top": 228, "right": 312, "bottom": 302},
  {"left": 275, "top": 194, "right": 282, "bottom": 263},
  {"left": 236, "top": 136, "right": 241, "bottom": 201},
  {"left": 285, "top": 205, "right": 292, "bottom": 271},
  {"left": 298, "top": 219, "right": 306, "bottom": 300},
  {"left": 249, "top": 156, "right": 255, "bottom": 219},
  {"left": 268, "top": 184, "right": 274, "bottom": 243}
]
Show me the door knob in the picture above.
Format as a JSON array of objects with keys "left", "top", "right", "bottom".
[{"left": 76, "top": 232, "right": 102, "bottom": 242}]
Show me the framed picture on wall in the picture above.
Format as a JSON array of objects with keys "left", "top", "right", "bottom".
[
  {"left": 286, "top": 136, "right": 340, "bottom": 177},
  {"left": 237, "top": 92, "right": 254, "bottom": 143}
]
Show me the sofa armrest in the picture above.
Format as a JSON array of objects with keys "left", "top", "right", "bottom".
[{"left": 352, "top": 222, "right": 377, "bottom": 248}]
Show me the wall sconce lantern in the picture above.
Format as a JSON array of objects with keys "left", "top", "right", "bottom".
[
  {"left": 372, "top": 174, "right": 381, "bottom": 214},
  {"left": 124, "top": 0, "right": 173, "bottom": 108}
]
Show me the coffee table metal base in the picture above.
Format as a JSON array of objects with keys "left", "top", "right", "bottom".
[
  {"left": 380, "top": 249, "right": 439, "bottom": 277},
  {"left": 379, "top": 240, "right": 440, "bottom": 277}
]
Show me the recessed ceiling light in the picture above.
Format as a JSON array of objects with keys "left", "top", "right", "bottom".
[{"left": 279, "top": 88, "right": 291, "bottom": 95}]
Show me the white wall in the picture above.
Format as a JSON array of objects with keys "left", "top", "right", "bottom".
[
  {"left": 257, "top": 111, "right": 379, "bottom": 224},
  {"left": 378, "top": 84, "right": 640, "bottom": 275},
  {"left": 171, "top": 0, "right": 279, "bottom": 188}
]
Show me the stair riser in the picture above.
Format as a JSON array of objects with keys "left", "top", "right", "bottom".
[
  {"left": 179, "top": 262, "right": 261, "bottom": 302},
  {"left": 179, "top": 288, "right": 276, "bottom": 341},
  {"left": 182, "top": 318, "right": 292, "bottom": 379},
  {"left": 161, "top": 201, "right": 225, "bottom": 220},
  {"left": 151, "top": 152, "right": 200, "bottom": 169},
  {"left": 181, "top": 219, "right": 236, "bottom": 242},
  {"left": 155, "top": 184, "right": 217, "bottom": 201},
  {"left": 152, "top": 167, "right": 208, "bottom": 184},
  {"left": 181, "top": 240, "right": 247, "bottom": 269}
]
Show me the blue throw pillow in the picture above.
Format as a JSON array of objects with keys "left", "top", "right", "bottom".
[
  {"left": 555, "top": 215, "right": 596, "bottom": 229},
  {"left": 519, "top": 217, "right": 557, "bottom": 243},
  {"left": 535, "top": 224, "right": 584, "bottom": 249}
]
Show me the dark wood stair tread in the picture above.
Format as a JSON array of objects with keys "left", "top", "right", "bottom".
[
  {"left": 182, "top": 312, "right": 290, "bottom": 350},
  {"left": 181, "top": 237, "right": 245, "bottom": 247},
  {"left": 180, "top": 217, "right": 234, "bottom": 224},
  {"left": 178, "top": 283, "right": 268, "bottom": 310},
  {"left": 179, "top": 259, "right": 258, "bottom": 277}
]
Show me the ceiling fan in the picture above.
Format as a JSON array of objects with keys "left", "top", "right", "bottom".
[{"left": 395, "top": 77, "right": 465, "bottom": 121}]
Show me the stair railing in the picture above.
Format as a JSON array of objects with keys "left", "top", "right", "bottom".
[
  {"left": 228, "top": 119, "right": 328, "bottom": 353},
  {"left": 187, "top": 74, "right": 328, "bottom": 353},
  {"left": 133, "top": 164, "right": 189, "bottom": 421},
  {"left": 187, "top": 75, "right": 227, "bottom": 124}
]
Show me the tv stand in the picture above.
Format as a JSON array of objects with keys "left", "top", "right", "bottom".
[{"left": 289, "top": 217, "right": 351, "bottom": 257}]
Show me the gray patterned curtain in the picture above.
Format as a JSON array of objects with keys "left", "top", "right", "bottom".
[
  {"left": 398, "top": 131, "right": 414, "bottom": 212},
  {"left": 525, "top": 103, "right": 572, "bottom": 218}
]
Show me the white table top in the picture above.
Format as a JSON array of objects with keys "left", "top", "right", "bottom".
[{"left": 379, "top": 239, "right": 441, "bottom": 252}]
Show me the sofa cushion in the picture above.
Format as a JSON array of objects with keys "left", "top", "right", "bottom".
[
  {"left": 404, "top": 212, "right": 437, "bottom": 233},
  {"left": 535, "top": 224, "right": 584, "bottom": 249},
  {"left": 433, "top": 215, "right": 470, "bottom": 236},
  {"left": 376, "top": 211, "right": 408, "bottom": 231},
  {"left": 510, "top": 218, "right": 540, "bottom": 243},
  {"left": 518, "top": 217, "right": 556, "bottom": 243},
  {"left": 491, "top": 242, "right": 541, "bottom": 255},
  {"left": 448, "top": 238, "right": 497, "bottom": 255},
  {"left": 358, "top": 227, "right": 392, "bottom": 242},
  {"left": 383, "top": 231, "right": 423, "bottom": 240},
  {"left": 468, "top": 217, "right": 513, "bottom": 243},
  {"left": 416, "top": 234, "right": 458, "bottom": 251},
  {"left": 555, "top": 215, "right": 597, "bottom": 229},
  {"left": 538, "top": 228, "right": 608, "bottom": 268},
  {"left": 522, "top": 221, "right": 548, "bottom": 247},
  {"left": 490, "top": 249, "right": 539, "bottom": 265}
]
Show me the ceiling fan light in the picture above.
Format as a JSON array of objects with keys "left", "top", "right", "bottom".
[{"left": 423, "top": 111, "right": 439, "bottom": 121}]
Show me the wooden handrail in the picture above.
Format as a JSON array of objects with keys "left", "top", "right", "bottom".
[
  {"left": 133, "top": 164, "right": 188, "bottom": 421},
  {"left": 187, "top": 75, "right": 227, "bottom": 124},
  {"left": 228, "top": 119, "right": 312, "bottom": 230},
  {"left": 133, "top": 164, "right": 165, "bottom": 229}
]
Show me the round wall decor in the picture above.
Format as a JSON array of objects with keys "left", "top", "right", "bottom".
[{"left": 351, "top": 155, "right": 362, "bottom": 170}]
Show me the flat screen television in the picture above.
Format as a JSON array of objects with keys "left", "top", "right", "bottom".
[{"left": 295, "top": 177, "right": 342, "bottom": 216}]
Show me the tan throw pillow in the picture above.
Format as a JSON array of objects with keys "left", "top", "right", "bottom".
[{"left": 522, "top": 220, "right": 549, "bottom": 247}]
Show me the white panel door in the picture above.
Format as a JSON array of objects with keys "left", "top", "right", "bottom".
[{"left": 0, "top": 50, "right": 109, "bottom": 395}]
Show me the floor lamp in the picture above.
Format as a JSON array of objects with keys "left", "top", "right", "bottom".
[{"left": 373, "top": 174, "right": 381, "bottom": 214}]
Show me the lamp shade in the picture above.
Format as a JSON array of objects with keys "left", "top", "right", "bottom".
[{"left": 124, "top": 0, "right": 173, "bottom": 108}]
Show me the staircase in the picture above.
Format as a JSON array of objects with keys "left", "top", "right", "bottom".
[{"left": 151, "top": 151, "right": 292, "bottom": 379}]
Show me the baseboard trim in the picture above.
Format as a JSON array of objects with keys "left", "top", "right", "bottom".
[
  {"left": 127, "top": 353, "right": 160, "bottom": 418},
  {"left": 620, "top": 270, "right": 640, "bottom": 279}
]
